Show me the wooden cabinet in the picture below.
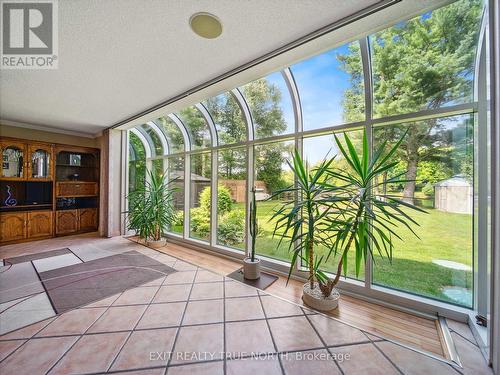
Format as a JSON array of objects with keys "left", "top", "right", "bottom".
[
  {"left": 56, "top": 182, "right": 98, "bottom": 197},
  {"left": 28, "top": 210, "right": 53, "bottom": 238},
  {"left": 28, "top": 144, "right": 53, "bottom": 181},
  {"left": 56, "top": 210, "right": 79, "bottom": 234},
  {"left": 79, "top": 208, "right": 98, "bottom": 231},
  {"left": 0, "top": 212, "right": 27, "bottom": 242},
  {"left": 1, "top": 141, "right": 27, "bottom": 180}
]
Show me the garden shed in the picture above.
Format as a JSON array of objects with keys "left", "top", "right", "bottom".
[{"left": 434, "top": 175, "right": 473, "bottom": 214}]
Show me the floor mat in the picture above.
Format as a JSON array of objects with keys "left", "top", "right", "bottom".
[
  {"left": 3, "top": 248, "right": 72, "bottom": 265},
  {"left": 39, "top": 250, "right": 176, "bottom": 313},
  {"left": 226, "top": 268, "right": 278, "bottom": 290}
]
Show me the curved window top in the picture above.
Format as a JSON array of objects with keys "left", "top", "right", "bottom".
[
  {"left": 140, "top": 123, "right": 164, "bottom": 156},
  {"left": 240, "top": 72, "right": 294, "bottom": 138},
  {"left": 291, "top": 41, "right": 364, "bottom": 131},
  {"left": 176, "top": 106, "right": 212, "bottom": 149},
  {"left": 153, "top": 116, "right": 185, "bottom": 154},
  {"left": 129, "top": 131, "right": 146, "bottom": 161},
  {"left": 203, "top": 92, "right": 246, "bottom": 145},
  {"left": 370, "top": 0, "right": 482, "bottom": 118}
]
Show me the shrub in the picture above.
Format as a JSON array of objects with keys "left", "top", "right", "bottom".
[
  {"left": 199, "top": 185, "right": 233, "bottom": 214},
  {"left": 422, "top": 182, "right": 435, "bottom": 197},
  {"left": 218, "top": 210, "right": 245, "bottom": 246},
  {"left": 190, "top": 207, "right": 210, "bottom": 237},
  {"left": 172, "top": 210, "right": 183, "bottom": 227}
]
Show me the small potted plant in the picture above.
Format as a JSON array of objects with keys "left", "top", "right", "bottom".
[
  {"left": 272, "top": 130, "right": 423, "bottom": 311},
  {"left": 243, "top": 187, "right": 261, "bottom": 279},
  {"left": 125, "top": 170, "right": 177, "bottom": 248}
]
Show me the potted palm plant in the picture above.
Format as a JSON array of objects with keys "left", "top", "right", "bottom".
[
  {"left": 126, "top": 170, "right": 177, "bottom": 248},
  {"left": 272, "top": 130, "right": 424, "bottom": 311},
  {"left": 243, "top": 187, "right": 261, "bottom": 279}
]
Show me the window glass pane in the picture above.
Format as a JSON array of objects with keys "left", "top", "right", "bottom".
[
  {"left": 152, "top": 159, "right": 164, "bottom": 180},
  {"left": 140, "top": 124, "right": 164, "bottom": 156},
  {"left": 241, "top": 72, "right": 295, "bottom": 138},
  {"left": 372, "top": 114, "right": 474, "bottom": 307},
  {"left": 204, "top": 93, "right": 246, "bottom": 144},
  {"left": 189, "top": 152, "right": 212, "bottom": 241},
  {"left": 291, "top": 41, "right": 365, "bottom": 130},
  {"left": 254, "top": 140, "right": 294, "bottom": 262},
  {"left": 128, "top": 131, "right": 146, "bottom": 193},
  {"left": 166, "top": 156, "right": 185, "bottom": 235},
  {"left": 154, "top": 116, "right": 185, "bottom": 154},
  {"left": 177, "top": 106, "right": 211, "bottom": 149},
  {"left": 370, "top": 0, "right": 482, "bottom": 118},
  {"left": 303, "top": 130, "right": 364, "bottom": 281},
  {"left": 217, "top": 147, "right": 246, "bottom": 250}
]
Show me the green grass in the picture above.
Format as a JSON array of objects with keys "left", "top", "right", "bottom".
[{"left": 181, "top": 199, "right": 473, "bottom": 307}]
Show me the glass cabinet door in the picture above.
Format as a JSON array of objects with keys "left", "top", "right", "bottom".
[
  {"left": 29, "top": 146, "right": 52, "bottom": 179},
  {"left": 1, "top": 143, "right": 25, "bottom": 179}
]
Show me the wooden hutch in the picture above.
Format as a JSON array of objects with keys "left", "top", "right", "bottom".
[{"left": 0, "top": 137, "right": 100, "bottom": 244}]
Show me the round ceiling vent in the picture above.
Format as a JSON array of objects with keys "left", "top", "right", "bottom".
[{"left": 189, "top": 12, "right": 222, "bottom": 39}]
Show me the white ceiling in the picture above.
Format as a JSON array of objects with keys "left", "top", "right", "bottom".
[{"left": 0, "top": 0, "right": 448, "bottom": 137}]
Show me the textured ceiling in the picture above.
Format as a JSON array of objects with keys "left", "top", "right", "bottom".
[{"left": 0, "top": 0, "right": 446, "bottom": 136}]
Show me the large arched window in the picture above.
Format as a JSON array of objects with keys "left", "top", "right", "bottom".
[
  {"left": 203, "top": 92, "right": 247, "bottom": 145},
  {"left": 126, "top": 0, "right": 486, "bottom": 311}
]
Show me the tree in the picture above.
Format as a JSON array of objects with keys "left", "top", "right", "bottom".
[{"left": 338, "top": 0, "right": 482, "bottom": 203}]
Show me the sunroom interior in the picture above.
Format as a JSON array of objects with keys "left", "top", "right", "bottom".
[{"left": 0, "top": 0, "right": 499, "bottom": 374}]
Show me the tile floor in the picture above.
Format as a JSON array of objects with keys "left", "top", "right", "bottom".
[{"left": 0, "top": 235, "right": 493, "bottom": 374}]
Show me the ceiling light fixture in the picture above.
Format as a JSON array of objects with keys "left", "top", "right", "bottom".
[{"left": 189, "top": 12, "right": 222, "bottom": 39}]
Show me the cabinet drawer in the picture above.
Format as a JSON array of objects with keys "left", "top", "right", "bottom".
[{"left": 57, "top": 182, "right": 98, "bottom": 197}]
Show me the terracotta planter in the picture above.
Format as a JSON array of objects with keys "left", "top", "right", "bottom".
[
  {"left": 147, "top": 238, "right": 166, "bottom": 248},
  {"left": 302, "top": 282, "right": 340, "bottom": 311},
  {"left": 243, "top": 257, "right": 261, "bottom": 280}
]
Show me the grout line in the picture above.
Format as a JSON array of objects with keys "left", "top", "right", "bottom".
[
  {"left": 106, "top": 282, "right": 164, "bottom": 372},
  {"left": 42, "top": 288, "right": 128, "bottom": 375},
  {"left": 302, "top": 311, "right": 345, "bottom": 375},
  {"left": 256, "top": 290, "right": 286, "bottom": 375},
  {"left": 67, "top": 247, "right": 85, "bottom": 263},
  {"left": 371, "top": 340, "right": 404, "bottom": 375},
  {"left": 222, "top": 269, "right": 227, "bottom": 375},
  {"left": 448, "top": 327, "right": 479, "bottom": 348},
  {"left": 164, "top": 267, "right": 199, "bottom": 374}
]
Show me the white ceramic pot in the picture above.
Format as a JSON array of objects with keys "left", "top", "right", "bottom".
[
  {"left": 302, "top": 282, "right": 340, "bottom": 311},
  {"left": 243, "top": 257, "right": 261, "bottom": 280},
  {"left": 147, "top": 238, "right": 166, "bottom": 248}
]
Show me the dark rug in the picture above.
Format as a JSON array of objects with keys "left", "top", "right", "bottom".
[
  {"left": 227, "top": 268, "right": 278, "bottom": 290},
  {"left": 39, "top": 250, "right": 176, "bottom": 313},
  {"left": 4, "top": 248, "right": 72, "bottom": 265}
]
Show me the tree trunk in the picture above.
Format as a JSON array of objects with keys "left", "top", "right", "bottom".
[{"left": 402, "top": 132, "right": 419, "bottom": 204}]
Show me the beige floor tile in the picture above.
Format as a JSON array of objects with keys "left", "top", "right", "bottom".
[
  {"left": 226, "top": 320, "right": 275, "bottom": 355},
  {"left": 225, "top": 296, "right": 264, "bottom": 321},
  {"left": 334, "top": 342, "right": 399, "bottom": 374},
  {"left": 0, "top": 317, "right": 55, "bottom": 340},
  {"left": 268, "top": 316, "right": 323, "bottom": 352},
  {"left": 164, "top": 271, "right": 196, "bottom": 285},
  {"left": 136, "top": 302, "right": 186, "bottom": 329},
  {"left": 224, "top": 281, "right": 258, "bottom": 298},
  {"left": 0, "top": 339, "right": 25, "bottom": 361},
  {"left": 451, "top": 332, "right": 493, "bottom": 375},
  {"left": 49, "top": 332, "right": 128, "bottom": 374},
  {"left": 112, "top": 286, "right": 160, "bottom": 306},
  {"left": 308, "top": 314, "right": 368, "bottom": 346},
  {"left": 189, "top": 282, "right": 223, "bottom": 300},
  {"left": 183, "top": 299, "right": 223, "bottom": 325},
  {"left": 375, "top": 341, "right": 457, "bottom": 374},
  {"left": 282, "top": 349, "right": 342, "bottom": 375},
  {"left": 153, "top": 284, "right": 192, "bottom": 303},
  {"left": 195, "top": 270, "right": 224, "bottom": 283},
  {"left": 167, "top": 361, "right": 223, "bottom": 374},
  {"left": 87, "top": 305, "right": 147, "bottom": 333},
  {"left": 111, "top": 328, "right": 177, "bottom": 370},
  {"left": 0, "top": 336, "right": 78, "bottom": 375},
  {"left": 37, "top": 308, "right": 106, "bottom": 336},
  {"left": 171, "top": 324, "right": 224, "bottom": 364},
  {"left": 260, "top": 295, "right": 304, "bottom": 318},
  {"left": 227, "top": 357, "right": 282, "bottom": 375}
]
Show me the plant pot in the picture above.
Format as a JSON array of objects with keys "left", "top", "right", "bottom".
[
  {"left": 302, "top": 282, "right": 340, "bottom": 311},
  {"left": 243, "top": 257, "right": 261, "bottom": 280},
  {"left": 147, "top": 238, "right": 166, "bottom": 248}
]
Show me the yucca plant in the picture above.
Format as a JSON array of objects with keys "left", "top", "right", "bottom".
[
  {"left": 271, "top": 129, "right": 424, "bottom": 299},
  {"left": 126, "top": 170, "right": 177, "bottom": 242}
]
